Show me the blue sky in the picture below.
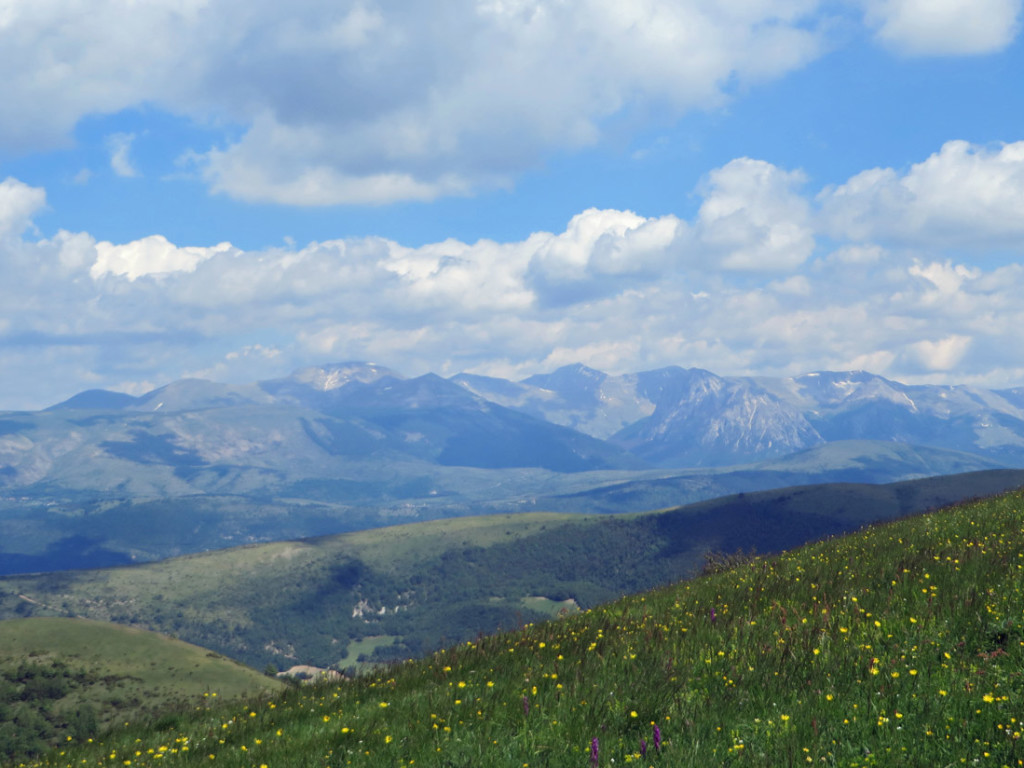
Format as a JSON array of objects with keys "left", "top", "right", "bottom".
[{"left": 2, "top": 0, "right": 1024, "bottom": 409}]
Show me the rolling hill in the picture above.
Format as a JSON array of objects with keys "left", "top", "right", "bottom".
[
  {"left": 3, "top": 468, "right": 1022, "bottom": 673},
  {"left": 14, "top": 487, "right": 1024, "bottom": 767},
  {"left": 0, "top": 617, "right": 284, "bottom": 761}
]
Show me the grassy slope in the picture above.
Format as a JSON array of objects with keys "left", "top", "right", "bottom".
[
  {"left": 3, "top": 471, "right": 1023, "bottom": 673},
  {"left": 15, "top": 489, "right": 1024, "bottom": 768},
  {"left": 0, "top": 618, "right": 284, "bottom": 701},
  {"left": 0, "top": 514, "right": 602, "bottom": 670},
  {"left": 0, "top": 618, "right": 285, "bottom": 761}
]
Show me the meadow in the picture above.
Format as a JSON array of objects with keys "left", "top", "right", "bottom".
[{"left": 11, "top": 488, "right": 1024, "bottom": 767}]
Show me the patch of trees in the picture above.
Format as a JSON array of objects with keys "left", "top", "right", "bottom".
[{"left": 0, "top": 660, "right": 100, "bottom": 761}]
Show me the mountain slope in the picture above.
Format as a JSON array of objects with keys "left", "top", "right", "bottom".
[
  {"left": 22, "top": 489, "right": 1024, "bottom": 768},
  {"left": 611, "top": 368, "right": 823, "bottom": 466},
  {"left": 4, "top": 468, "right": 1022, "bottom": 671},
  {"left": 455, "top": 363, "right": 1024, "bottom": 468},
  {"left": 5, "top": 361, "right": 1024, "bottom": 576}
]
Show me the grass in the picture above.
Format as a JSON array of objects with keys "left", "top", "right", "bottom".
[
  {"left": 335, "top": 637, "right": 400, "bottom": 674},
  {"left": 0, "top": 618, "right": 285, "bottom": 761},
  {"left": 12, "top": 488, "right": 1024, "bottom": 767},
  {"left": 0, "top": 619, "right": 283, "bottom": 700}
]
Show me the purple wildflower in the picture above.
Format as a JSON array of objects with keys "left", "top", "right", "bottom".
[
  {"left": 522, "top": 694, "right": 529, "bottom": 716},
  {"left": 590, "top": 737, "right": 599, "bottom": 768},
  {"left": 640, "top": 738, "right": 648, "bottom": 758},
  {"left": 709, "top": 607, "right": 717, "bottom": 624},
  {"left": 653, "top": 723, "right": 662, "bottom": 751}
]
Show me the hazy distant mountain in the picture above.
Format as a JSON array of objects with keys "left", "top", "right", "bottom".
[
  {"left": 452, "top": 363, "right": 656, "bottom": 438},
  {"left": 4, "top": 361, "right": 1022, "bottom": 574},
  {"left": 7, "top": 362, "right": 1024, "bottom": 498},
  {"left": 458, "top": 364, "right": 1024, "bottom": 468},
  {"left": 1, "top": 365, "right": 640, "bottom": 498}
]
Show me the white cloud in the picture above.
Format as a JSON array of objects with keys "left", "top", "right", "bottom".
[
  {"left": 106, "top": 132, "right": 139, "bottom": 178},
  {"left": 694, "top": 158, "right": 814, "bottom": 271},
  {"left": 5, "top": 136, "right": 1024, "bottom": 407},
  {"left": 0, "top": 177, "right": 45, "bottom": 238},
  {"left": 862, "top": 0, "right": 1022, "bottom": 55},
  {"left": 199, "top": 0, "right": 828, "bottom": 204},
  {"left": 525, "top": 208, "right": 685, "bottom": 304},
  {"left": 819, "top": 140, "right": 1024, "bottom": 249},
  {"left": 909, "top": 334, "right": 973, "bottom": 371},
  {"left": 908, "top": 260, "right": 980, "bottom": 295},
  {"left": 0, "top": 0, "right": 825, "bottom": 205},
  {"left": 91, "top": 236, "right": 237, "bottom": 280}
]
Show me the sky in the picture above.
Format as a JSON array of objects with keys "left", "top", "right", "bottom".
[{"left": 2, "top": 0, "right": 1024, "bottom": 410}]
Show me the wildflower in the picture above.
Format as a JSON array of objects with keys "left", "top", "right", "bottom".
[
  {"left": 653, "top": 723, "right": 662, "bottom": 751},
  {"left": 523, "top": 695, "right": 530, "bottom": 716},
  {"left": 590, "top": 737, "right": 599, "bottom": 768},
  {"left": 640, "top": 739, "right": 647, "bottom": 758}
]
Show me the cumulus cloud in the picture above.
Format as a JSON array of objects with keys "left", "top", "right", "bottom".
[
  {"left": 694, "top": 158, "right": 814, "bottom": 271},
  {"left": 4, "top": 138, "right": 1024, "bottom": 407},
  {"left": 91, "top": 236, "right": 238, "bottom": 280},
  {"left": 525, "top": 208, "right": 685, "bottom": 305},
  {"left": 0, "top": 0, "right": 825, "bottom": 205},
  {"left": 862, "top": 0, "right": 1022, "bottom": 55},
  {"left": 819, "top": 140, "right": 1024, "bottom": 249}
]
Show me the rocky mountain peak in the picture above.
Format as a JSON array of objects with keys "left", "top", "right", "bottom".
[{"left": 289, "top": 362, "right": 401, "bottom": 391}]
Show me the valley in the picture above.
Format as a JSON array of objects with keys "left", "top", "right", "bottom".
[
  {"left": 3, "top": 469, "right": 1022, "bottom": 673},
  {"left": 4, "top": 361, "right": 1024, "bottom": 765},
  {"left": 7, "top": 487, "right": 1024, "bottom": 767}
]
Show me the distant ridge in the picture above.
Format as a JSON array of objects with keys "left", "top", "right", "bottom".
[
  {"left": 46, "top": 389, "right": 139, "bottom": 410},
  {"left": 3, "top": 468, "right": 1023, "bottom": 670}
]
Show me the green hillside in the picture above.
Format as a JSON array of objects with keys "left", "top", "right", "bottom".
[
  {"left": 3, "top": 471, "right": 1022, "bottom": 673},
  {"left": 0, "top": 618, "right": 285, "bottom": 762},
  {"left": 13, "top": 489, "right": 1024, "bottom": 767}
]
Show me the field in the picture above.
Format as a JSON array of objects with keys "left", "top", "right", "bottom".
[{"left": 12, "top": 488, "right": 1024, "bottom": 767}]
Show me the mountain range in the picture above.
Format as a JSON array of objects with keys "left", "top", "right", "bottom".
[
  {"left": 24, "top": 360, "right": 1024, "bottom": 473},
  {"left": 455, "top": 364, "right": 1024, "bottom": 465},
  {"left": 2, "top": 361, "right": 1023, "bottom": 572}
]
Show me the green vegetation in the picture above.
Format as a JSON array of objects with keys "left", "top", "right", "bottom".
[
  {"left": 0, "top": 513, "right": 665, "bottom": 671},
  {"left": 0, "top": 619, "right": 285, "bottom": 763},
  {"left": 4, "top": 440, "right": 1017, "bottom": 577},
  {"left": 11, "top": 489, "right": 1024, "bottom": 767},
  {"left": 5, "top": 471, "right": 1023, "bottom": 673}
]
